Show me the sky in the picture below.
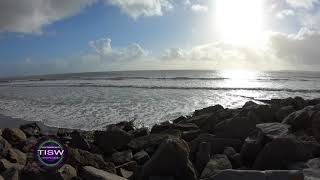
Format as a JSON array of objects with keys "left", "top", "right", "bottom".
[{"left": 0, "top": 0, "right": 320, "bottom": 76}]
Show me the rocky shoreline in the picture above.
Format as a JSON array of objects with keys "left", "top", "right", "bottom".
[{"left": 0, "top": 97, "right": 320, "bottom": 179}]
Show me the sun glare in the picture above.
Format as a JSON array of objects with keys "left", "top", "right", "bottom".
[{"left": 215, "top": 0, "right": 264, "bottom": 46}]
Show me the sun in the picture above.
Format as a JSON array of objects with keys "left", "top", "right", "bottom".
[{"left": 215, "top": 0, "right": 264, "bottom": 46}]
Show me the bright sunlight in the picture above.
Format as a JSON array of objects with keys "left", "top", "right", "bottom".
[{"left": 215, "top": 0, "right": 264, "bottom": 46}]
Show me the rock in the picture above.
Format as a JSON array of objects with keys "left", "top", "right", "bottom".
[
  {"left": 306, "top": 158, "right": 320, "bottom": 169},
  {"left": 94, "top": 126, "right": 132, "bottom": 154},
  {"left": 172, "top": 116, "right": 188, "bottom": 124},
  {"left": 127, "top": 133, "right": 176, "bottom": 152},
  {"left": 115, "top": 121, "right": 135, "bottom": 132},
  {"left": 117, "top": 168, "right": 133, "bottom": 179},
  {"left": 256, "top": 123, "right": 291, "bottom": 140},
  {"left": 0, "top": 136, "right": 12, "bottom": 157},
  {"left": 193, "top": 104, "right": 224, "bottom": 116},
  {"left": 21, "top": 136, "right": 37, "bottom": 153},
  {"left": 19, "top": 123, "right": 41, "bottom": 137},
  {"left": 200, "top": 154, "right": 232, "bottom": 179},
  {"left": 248, "top": 105, "right": 276, "bottom": 123},
  {"left": 6, "top": 148, "right": 27, "bottom": 165},
  {"left": 276, "top": 106, "right": 295, "bottom": 122},
  {"left": 70, "top": 130, "right": 91, "bottom": 151},
  {"left": 82, "top": 166, "right": 127, "bottom": 180},
  {"left": 2, "top": 167, "right": 19, "bottom": 180},
  {"left": 204, "top": 170, "right": 303, "bottom": 180},
  {"left": 111, "top": 150, "right": 133, "bottom": 165},
  {"left": 280, "top": 97, "right": 295, "bottom": 107},
  {"left": 304, "top": 168, "right": 320, "bottom": 180},
  {"left": 282, "top": 108, "right": 312, "bottom": 131},
  {"left": 311, "top": 111, "right": 320, "bottom": 142},
  {"left": 141, "top": 139, "right": 197, "bottom": 180},
  {"left": 131, "top": 128, "right": 149, "bottom": 138},
  {"left": 67, "top": 148, "right": 115, "bottom": 173},
  {"left": 116, "top": 161, "right": 137, "bottom": 172},
  {"left": 2, "top": 128, "right": 27, "bottom": 149},
  {"left": 151, "top": 123, "right": 198, "bottom": 134},
  {"left": 189, "top": 134, "right": 242, "bottom": 158},
  {"left": 0, "top": 175, "right": 3, "bottom": 180},
  {"left": 133, "top": 150, "right": 150, "bottom": 165},
  {"left": 57, "top": 164, "right": 77, "bottom": 180},
  {"left": 20, "top": 162, "right": 64, "bottom": 180},
  {"left": 195, "top": 142, "right": 211, "bottom": 174},
  {"left": 293, "top": 96, "right": 307, "bottom": 110},
  {"left": 0, "top": 159, "right": 23, "bottom": 172},
  {"left": 182, "top": 130, "right": 201, "bottom": 142},
  {"left": 223, "top": 147, "right": 242, "bottom": 168},
  {"left": 214, "top": 116, "right": 256, "bottom": 140},
  {"left": 185, "top": 113, "right": 221, "bottom": 133},
  {"left": 253, "top": 138, "right": 315, "bottom": 170}
]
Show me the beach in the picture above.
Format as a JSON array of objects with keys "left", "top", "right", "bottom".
[{"left": 0, "top": 97, "right": 319, "bottom": 179}]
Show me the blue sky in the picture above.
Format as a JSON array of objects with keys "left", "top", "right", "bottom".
[{"left": 0, "top": 0, "right": 320, "bottom": 76}]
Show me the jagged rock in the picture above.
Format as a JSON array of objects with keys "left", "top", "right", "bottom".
[
  {"left": 280, "top": 97, "right": 295, "bottom": 107},
  {"left": 282, "top": 107, "right": 312, "bottom": 131},
  {"left": 131, "top": 128, "right": 149, "bottom": 138},
  {"left": 111, "top": 150, "right": 133, "bottom": 165},
  {"left": 0, "top": 136, "right": 12, "bottom": 157},
  {"left": 223, "top": 147, "right": 242, "bottom": 168},
  {"left": 311, "top": 111, "right": 320, "bottom": 142},
  {"left": 127, "top": 133, "right": 177, "bottom": 152},
  {"left": 70, "top": 130, "right": 91, "bottom": 151},
  {"left": 214, "top": 116, "right": 256, "bottom": 140},
  {"left": 253, "top": 138, "right": 315, "bottom": 170},
  {"left": 172, "top": 116, "right": 188, "bottom": 124},
  {"left": 151, "top": 123, "right": 198, "bottom": 134},
  {"left": 256, "top": 123, "right": 291, "bottom": 140},
  {"left": 200, "top": 154, "right": 232, "bottom": 179},
  {"left": 276, "top": 106, "right": 295, "bottom": 122},
  {"left": 195, "top": 142, "right": 211, "bottom": 174},
  {"left": 248, "top": 105, "right": 276, "bottom": 123},
  {"left": 20, "top": 162, "right": 66, "bottom": 180},
  {"left": 133, "top": 150, "right": 150, "bottom": 165},
  {"left": 293, "top": 96, "right": 307, "bottom": 110},
  {"left": 140, "top": 139, "right": 197, "bottom": 180},
  {"left": 304, "top": 168, "right": 320, "bottom": 180},
  {"left": 189, "top": 134, "right": 242, "bottom": 158},
  {"left": 67, "top": 148, "right": 115, "bottom": 173},
  {"left": 21, "top": 136, "right": 37, "bottom": 153},
  {"left": 6, "top": 148, "right": 27, "bottom": 165},
  {"left": 94, "top": 126, "right": 132, "bottom": 154},
  {"left": 193, "top": 105, "right": 224, "bottom": 116},
  {"left": 182, "top": 130, "right": 201, "bottom": 142},
  {"left": 0, "top": 159, "right": 23, "bottom": 172},
  {"left": 117, "top": 168, "right": 133, "bottom": 179},
  {"left": 2, "top": 128, "right": 26, "bottom": 149},
  {"left": 0, "top": 175, "right": 3, "bottom": 180},
  {"left": 2, "top": 167, "right": 19, "bottom": 180},
  {"left": 19, "top": 123, "right": 41, "bottom": 137},
  {"left": 116, "top": 161, "right": 137, "bottom": 172},
  {"left": 184, "top": 113, "right": 221, "bottom": 134},
  {"left": 82, "top": 166, "right": 127, "bottom": 180},
  {"left": 115, "top": 121, "right": 135, "bottom": 132},
  {"left": 306, "top": 158, "right": 320, "bottom": 169}
]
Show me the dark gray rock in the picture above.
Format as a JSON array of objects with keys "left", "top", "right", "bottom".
[
  {"left": 19, "top": 123, "right": 41, "bottom": 137},
  {"left": 2, "top": 167, "right": 19, "bottom": 180},
  {"left": 182, "top": 130, "right": 201, "bottom": 142},
  {"left": 57, "top": 164, "right": 77, "bottom": 180},
  {"left": 195, "top": 142, "right": 211, "bottom": 175},
  {"left": 117, "top": 168, "right": 133, "bottom": 179},
  {"left": 6, "top": 148, "right": 26, "bottom": 165},
  {"left": 2, "top": 128, "right": 26, "bottom": 149},
  {"left": 200, "top": 154, "right": 232, "bottom": 179},
  {"left": 130, "top": 127, "right": 149, "bottom": 138},
  {"left": 111, "top": 150, "right": 133, "bottom": 165},
  {"left": 248, "top": 105, "right": 276, "bottom": 123},
  {"left": 151, "top": 123, "right": 198, "bottom": 134},
  {"left": 304, "top": 168, "right": 320, "bottom": 180},
  {"left": 0, "top": 159, "right": 23, "bottom": 172},
  {"left": 282, "top": 108, "right": 312, "bottom": 131},
  {"left": 306, "top": 158, "right": 320, "bottom": 169},
  {"left": 70, "top": 130, "right": 91, "bottom": 151},
  {"left": 81, "top": 166, "right": 128, "bottom": 180},
  {"left": 0, "top": 136, "right": 12, "bottom": 157},
  {"left": 256, "top": 123, "right": 291, "bottom": 140},
  {"left": 223, "top": 147, "right": 242, "bottom": 168},
  {"left": 133, "top": 150, "right": 150, "bottom": 165},
  {"left": 141, "top": 139, "right": 197, "bottom": 180},
  {"left": 94, "top": 126, "right": 132, "bottom": 154},
  {"left": 311, "top": 111, "right": 320, "bottom": 142},
  {"left": 115, "top": 121, "right": 135, "bottom": 132},
  {"left": 276, "top": 106, "right": 295, "bottom": 122},
  {"left": 193, "top": 105, "right": 224, "bottom": 117}
]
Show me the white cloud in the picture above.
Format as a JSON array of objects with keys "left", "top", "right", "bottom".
[
  {"left": 0, "top": 0, "right": 96, "bottom": 34},
  {"left": 286, "top": 0, "right": 319, "bottom": 9},
  {"left": 104, "top": 0, "right": 173, "bottom": 19},
  {"left": 276, "top": 9, "right": 295, "bottom": 19},
  {"left": 191, "top": 4, "right": 208, "bottom": 12}
]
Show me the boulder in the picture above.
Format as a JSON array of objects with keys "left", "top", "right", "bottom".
[
  {"left": 57, "top": 164, "right": 77, "bottom": 180},
  {"left": 20, "top": 162, "right": 67, "bottom": 180},
  {"left": 0, "top": 136, "right": 12, "bottom": 157},
  {"left": 2, "top": 128, "right": 27, "bottom": 149},
  {"left": 293, "top": 96, "right": 307, "bottom": 110},
  {"left": 304, "top": 168, "right": 320, "bottom": 180},
  {"left": 182, "top": 130, "right": 201, "bottom": 142},
  {"left": 276, "top": 106, "right": 295, "bottom": 122},
  {"left": 248, "top": 105, "right": 276, "bottom": 123},
  {"left": 127, "top": 133, "right": 176, "bottom": 152},
  {"left": 111, "top": 150, "right": 133, "bottom": 165},
  {"left": 117, "top": 168, "right": 133, "bottom": 179},
  {"left": 256, "top": 123, "right": 291, "bottom": 140},
  {"left": 6, "top": 148, "right": 27, "bottom": 165},
  {"left": 189, "top": 134, "right": 242, "bottom": 158},
  {"left": 306, "top": 158, "right": 320, "bottom": 169},
  {"left": 253, "top": 138, "right": 315, "bottom": 170},
  {"left": 282, "top": 108, "right": 312, "bottom": 131},
  {"left": 94, "top": 126, "right": 132, "bottom": 154},
  {"left": 140, "top": 139, "right": 197, "bottom": 180},
  {"left": 0, "top": 159, "right": 23, "bottom": 172},
  {"left": 81, "top": 166, "right": 127, "bottom": 180},
  {"left": 184, "top": 113, "right": 221, "bottom": 133},
  {"left": 214, "top": 116, "right": 256, "bottom": 140},
  {"left": 19, "top": 123, "right": 41, "bottom": 137},
  {"left": 1, "top": 167, "right": 19, "bottom": 180},
  {"left": 193, "top": 105, "right": 224, "bottom": 116},
  {"left": 115, "top": 121, "right": 135, "bottom": 132},
  {"left": 223, "top": 147, "right": 242, "bottom": 168},
  {"left": 151, "top": 123, "right": 198, "bottom": 134},
  {"left": 67, "top": 148, "right": 115, "bottom": 173},
  {"left": 133, "top": 150, "right": 150, "bottom": 165},
  {"left": 130, "top": 128, "right": 149, "bottom": 138},
  {"left": 21, "top": 136, "right": 37, "bottom": 153},
  {"left": 311, "top": 111, "right": 320, "bottom": 142},
  {"left": 195, "top": 142, "right": 211, "bottom": 174},
  {"left": 70, "top": 130, "right": 91, "bottom": 151},
  {"left": 200, "top": 154, "right": 232, "bottom": 179}
]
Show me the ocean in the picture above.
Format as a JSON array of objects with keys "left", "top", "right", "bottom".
[{"left": 0, "top": 70, "right": 319, "bottom": 130}]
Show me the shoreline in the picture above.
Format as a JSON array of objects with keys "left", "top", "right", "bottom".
[{"left": 0, "top": 96, "right": 319, "bottom": 179}]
